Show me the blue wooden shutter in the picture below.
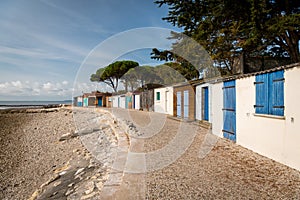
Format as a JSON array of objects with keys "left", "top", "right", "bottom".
[
  {"left": 269, "top": 70, "right": 284, "bottom": 116},
  {"left": 156, "top": 92, "right": 160, "bottom": 100},
  {"left": 255, "top": 73, "right": 268, "bottom": 114}
]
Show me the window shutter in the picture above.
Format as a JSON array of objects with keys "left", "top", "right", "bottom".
[
  {"left": 269, "top": 70, "right": 284, "bottom": 116},
  {"left": 156, "top": 92, "right": 160, "bottom": 100},
  {"left": 255, "top": 73, "right": 268, "bottom": 114}
]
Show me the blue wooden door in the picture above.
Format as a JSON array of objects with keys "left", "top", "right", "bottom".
[
  {"left": 97, "top": 97, "right": 102, "bottom": 106},
  {"left": 177, "top": 91, "right": 181, "bottom": 117},
  {"left": 203, "top": 87, "right": 209, "bottom": 121},
  {"left": 125, "top": 96, "right": 132, "bottom": 109},
  {"left": 84, "top": 98, "right": 88, "bottom": 107},
  {"left": 223, "top": 80, "right": 236, "bottom": 142},
  {"left": 183, "top": 90, "right": 189, "bottom": 118},
  {"left": 132, "top": 95, "right": 135, "bottom": 109}
]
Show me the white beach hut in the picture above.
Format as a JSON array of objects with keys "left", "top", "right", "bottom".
[{"left": 154, "top": 86, "right": 174, "bottom": 115}]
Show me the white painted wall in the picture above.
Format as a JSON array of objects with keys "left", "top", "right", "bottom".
[
  {"left": 119, "top": 96, "right": 126, "bottom": 109},
  {"left": 134, "top": 94, "right": 140, "bottom": 110},
  {"left": 154, "top": 87, "right": 174, "bottom": 115},
  {"left": 210, "top": 82, "right": 223, "bottom": 138},
  {"left": 77, "top": 96, "right": 83, "bottom": 103},
  {"left": 195, "top": 83, "right": 211, "bottom": 122},
  {"left": 112, "top": 95, "right": 119, "bottom": 108},
  {"left": 236, "top": 66, "right": 300, "bottom": 171},
  {"left": 283, "top": 67, "right": 300, "bottom": 170}
]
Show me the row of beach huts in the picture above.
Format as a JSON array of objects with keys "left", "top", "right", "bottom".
[{"left": 73, "top": 63, "right": 300, "bottom": 171}]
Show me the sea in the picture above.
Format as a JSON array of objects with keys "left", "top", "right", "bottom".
[{"left": 0, "top": 100, "right": 72, "bottom": 110}]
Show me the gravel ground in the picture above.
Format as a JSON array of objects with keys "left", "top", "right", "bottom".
[
  {"left": 0, "top": 108, "right": 82, "bottom": 200},
  {"left": 143, "top": 116, "right": 300, "bottom": 199},
  {"left": 101, "top": 109, "right": 300, "bottom": 199}
]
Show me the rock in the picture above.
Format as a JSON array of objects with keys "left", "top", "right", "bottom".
[
  {"left": 59, "top": 131, "right": 78, "bottom": 141},
  {"left": 59, "top": 171, "right": 67, "bottom": 176},
  {"left": 75, "top": 168, "right": 85, "bottom": 176},
  {"left": 59, "top": 132, "right": 73, "bottom": 141},
  {"left": 80, "top": 192, "right": 97, "bottom": 200},
  {"left": 53, "top": 180, "right": 61, "bottom": 187},
  {"left": 65, "top": 188, "right": 74, "bottom": 196},
  {"left": 100, "top": 124, "right": 110, "bottom": 130},
  {"left": 68, "top": 183, "right": 74, "bottom": 187},
  {"left": 95, "top": 181, "right": 103, "bottom": 191},
  {"left": 84, "top": 181, "right": 95, "bottom": 195}
]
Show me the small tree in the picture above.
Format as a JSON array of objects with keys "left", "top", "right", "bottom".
[{"left": 90, "top": 60, "right": 139, "bottom": 92}]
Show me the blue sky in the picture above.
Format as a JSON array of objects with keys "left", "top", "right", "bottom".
[{"left": 0, "top": 0, "right": 181, "bottom": 100}]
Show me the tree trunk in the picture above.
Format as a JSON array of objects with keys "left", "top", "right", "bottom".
[{"left": 277, "top": 31, "right": 300, "bottom": 63}]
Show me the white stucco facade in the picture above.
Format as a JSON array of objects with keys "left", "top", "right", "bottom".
[
  {"left": 119, "top": 95, "right": 126, "bottom": 109},
  {"left": 112, "top": 95, "right": 119, "bottom": 108},
  {"left": 134, "top": 94, "right": 140, "bottom": 110},
  {"left": 236, "top": 66, "right": 300, "bottom": 171},
  {"left": 195, "top": 83, "right": 212, "bottom": 122},
  {"left": 111, "top": 95, "right": 126, "bottom": 109},
  {"left": 154, "top": 87, "right": 174, "bottom": 115},
  {"left": 210, "top": 82, "right": 223, "bottom": 138}
]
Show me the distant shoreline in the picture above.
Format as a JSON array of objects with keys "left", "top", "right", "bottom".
[
  {"left": 0, "top": 101, "right": 72, "bottom": 110},
  {"left": 0, "top": 104, "right": 72, "bottom": 111}
]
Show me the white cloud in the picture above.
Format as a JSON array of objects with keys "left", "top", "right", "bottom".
[
  {"left": 42, "top": 82, "right": 53, "bottom": 90},
  {"left": 11, "top": 81, "right": 22, "bottom": 88},
  {"left": 0, "top": 80, "right": 73, "bottom": 100}
]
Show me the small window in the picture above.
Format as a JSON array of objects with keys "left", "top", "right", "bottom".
[
  {"left": 255, "top": 70, "right": 284, "bottom": 116},
  {"left": 156, "top": 92, "right": 160, "bottom": 101}
]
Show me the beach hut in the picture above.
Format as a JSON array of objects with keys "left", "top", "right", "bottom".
[
  {"left": 133, "top": 92, "right": 140, "bottom": 110},
  {"left": 88, "top": 96, "right": 96, "bottom": 107},
  {"left": 154, "top": 86, "right": 174, "bottom": 115},
  {"left": 90, "top": 91, "right": 112, "bottom": 107},
  {"left": 173, "top": 82, "right": 196, "bottom": 121},
  {"left": 82, "top": 91, "right": 112, "bottom": 107},
  {"left": 125, "top": 92, "right": 133, "bottom": 109},
  {"left": 110, "top": 94, "right": 126, "bottom": 108},
  {"left": 209, "top": 81, "right": 223, "bottom": 138},
  {"left": 119, "top": 95, "right": 126, "bottom": 109},
  {"left": 140, "top": 90, "right": 154, "bottom": 111},
  {"left": 231, "top": 63, "right": 300, "bottom": 171},
  {"left": 73, "top": 96, "right": 78, "bottom": 107},
  {"left": 139, "top": 84, "right": 163, "bottom": 111},
  {"left": 106, "top": 96, "right": 112, "bottom": 108},
  {"left": 77, "top": 96, "right": 83, "bottom": 107},
  {"left": 83, "top": 93, "right": 89, "bottom": 107},
  {"left": 73, "top": 96, "right": 83, "bottom": 107},
  {"left": 195, "top": 81, "right": 210, "bottom": 122},
  {"left": 111, "top": 95, "right": 119, "bottom": 108}
]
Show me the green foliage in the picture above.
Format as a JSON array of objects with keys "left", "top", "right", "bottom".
[
  {"left": 153, "top": 64, "right": 185, "bottom": 84},
  {"left": 122, "top": 64, "right": 186, "bottom": 91},
  {"left": 155, "top": 0, "right": 300, "bottom": 71},
  {"left": 90, "top": 60, "right": 139, "bottom": 92}
]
